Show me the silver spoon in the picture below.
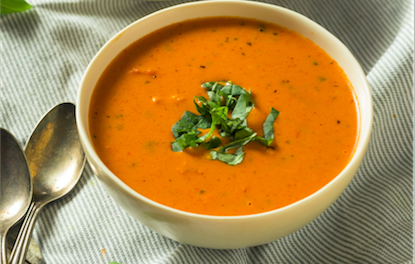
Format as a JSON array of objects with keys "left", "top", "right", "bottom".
[
  {"left": 9, "top": 102, "right": 86, "bottom": 264},
  {"left": 0, "top": 129, "right": 32, "bottom": 264}
]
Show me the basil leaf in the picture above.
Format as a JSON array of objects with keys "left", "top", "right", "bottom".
[
  {"left": 220, "top": 83, "right": 248, "bottom": 97},
  {"left": 231, "top": 93, "right": 254, "bottom": 120},
  {"left": 194, "top": 95, "right": 209, "bottom": 104},
  {"left": 197, "top": 125, "right": 215, "bottom": 143},
  {"left": 202, "top": 81, "right": 224, "bottom": 92},
  {"left": 255, "top": 136, "right": 268, "bottom": 146},
  {"left": 218, "top": 91, "right": 236, "bottom": 110},
  {"left": 1, "top": 0, "right": 32, "bottom": 14},
  {"left": 210, "top": 146, "right": 245, "bottom": 165},
  {"left": 207, "top": 100, "right": 220, "bottom": 110},
  {"left": 219, "top": 130, "right": 231, "bottom": 138},
  {"left": 234, "top": 127, "right": 255, "bottom": 140},
  {"left": 204, "top": 136, "right": 222, "bottom": 150},
  {"left": 193, "top": 97, "right": 212, "bottom": 128},
  {"left": 193, "top": 97, "right": 209, "bottom": 116},
  {"left": 257, "top": 107, "right": 279, "bottom": 146},
  {"left": 171, "top": 131, "right": 200, "bottom": 152},
  {"left": 219, "top": 132, "right": 257, "bottom": 153},
  {"left": 196, "top": 115, "right": 212, "bottom": 129},
  {"left": 171, "top": 111, "right": 201, "bottom": 139},
  {"left": 210, "top": 106, "right": 228, "bottom": 123},
  {"left": 225, "top": 118, "right": 245, "bottom": 135}
]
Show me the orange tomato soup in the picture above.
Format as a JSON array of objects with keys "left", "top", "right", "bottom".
[{"left": 89, "top": 17, "right": 358, "bottom": 216}]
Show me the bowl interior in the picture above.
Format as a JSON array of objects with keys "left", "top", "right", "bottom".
[{"left": 77, "top": 0, "right": 372, "bottom": 219}]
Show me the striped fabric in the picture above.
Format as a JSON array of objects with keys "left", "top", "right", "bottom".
[{"left": 1, "top": 0, "right": 413, "bottom": 263}]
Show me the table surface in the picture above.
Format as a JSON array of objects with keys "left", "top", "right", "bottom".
[{"left": 1, "top": 0, "right": 413, "bottom": 263}]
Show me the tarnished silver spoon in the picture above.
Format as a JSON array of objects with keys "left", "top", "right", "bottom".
[
  {"left": 0, "top": 129, "right": 32, "bottom": 264},
  {"left": 9, "top": 102, "right": 86, "bottom": 264}
]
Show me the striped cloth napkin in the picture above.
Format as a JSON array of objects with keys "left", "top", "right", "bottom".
[{"left": 1, "top": 0, "right": 413, "bottom": 263}]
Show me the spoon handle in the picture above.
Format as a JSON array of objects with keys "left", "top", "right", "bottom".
[
  {"left": 9, "top": 202, "right": 41, "bottom": 264},
  {"left": 1, "top": 232, "right": 8, "bottom": 264}
]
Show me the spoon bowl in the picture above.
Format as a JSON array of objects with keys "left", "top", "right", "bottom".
[
  {"left": 0, "top": 129, "right": 32, "bottom": 264},
  {"left": 9, "top": 103, "right": 86, "bottom": 264},
  {"left": 24, "top": 103, "right": 85, "bottom": 205}
]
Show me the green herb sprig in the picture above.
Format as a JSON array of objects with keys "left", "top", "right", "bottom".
[
  {"left": 1, "top": 0, "right": 32, "bottom": 14},
  {"left": 171, "top": 81, "right": 279, "bottom": 165}
]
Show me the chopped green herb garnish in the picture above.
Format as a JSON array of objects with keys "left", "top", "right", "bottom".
[
  {"left": 211, "top": 146, "right": 245, "bottom": 166},
  {"left": 204, "top": 136, "right": 222, "bottom": 150},
  {"left": 171, "top": 81, "right": 279, "bottom": 165},
  {"left": 255, "top": 107, "right": 279, "bottom": 146}
]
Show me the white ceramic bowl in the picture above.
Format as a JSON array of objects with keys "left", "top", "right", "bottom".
[{"left": 76, "top": 0, "right": 373, "bottom": 249}]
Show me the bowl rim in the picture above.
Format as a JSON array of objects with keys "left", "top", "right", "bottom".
[{"left": 76, "top": 0, "right": 373, "bottom": 221}]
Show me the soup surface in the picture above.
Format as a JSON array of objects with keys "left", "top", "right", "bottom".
[{"left": 89, "top": 17, "right": 358, "bottom": 216}]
